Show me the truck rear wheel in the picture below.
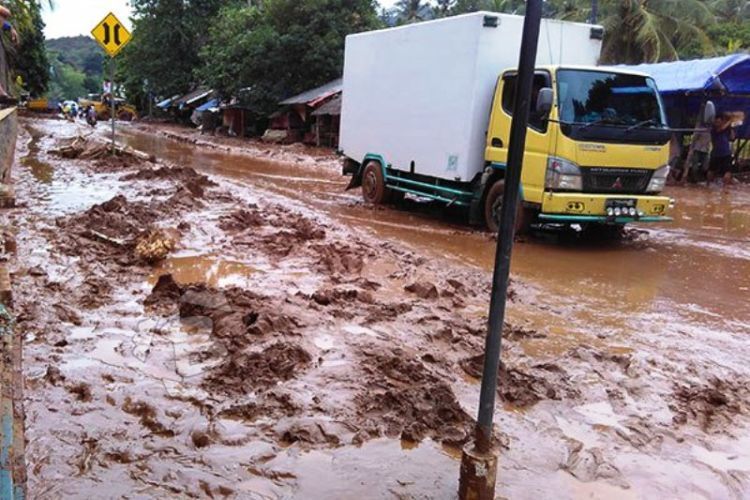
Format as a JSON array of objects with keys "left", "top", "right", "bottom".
[
  {"left": 362, "top": 161, "right": 387, "bottom": 204},
  {"left": 484, "top": 179, "right": 533, "bottom": 235}
]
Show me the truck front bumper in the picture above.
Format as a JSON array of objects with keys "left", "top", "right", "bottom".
[{"left": 539, "top": 192, "right": 673, "bottom": 224}]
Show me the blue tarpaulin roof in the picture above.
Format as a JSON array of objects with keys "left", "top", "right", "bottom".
[
  {"left": 156, "top": 97, "right": 173, "bottom": 109},
  {"left": 195, "top": 98, "right": 219, "bottom": 112},
  {"left": 620, "top": 55, "right": 750, "bottom": 138},
  {"left": 627, "top": 54, "right": 750, "bottom": 96}
]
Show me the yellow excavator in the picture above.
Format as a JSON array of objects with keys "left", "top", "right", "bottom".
[{"left": 78, "top": 93, "right": 138, "bottom": 121}]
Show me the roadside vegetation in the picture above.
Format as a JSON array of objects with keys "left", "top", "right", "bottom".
[
  {"left": 2, "top": 0, "right": 750, "bottom": 105},
  {"left": 119, "top": 0, "right": 750, "bottom": 112}
]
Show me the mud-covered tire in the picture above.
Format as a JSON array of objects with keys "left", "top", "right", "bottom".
[
  {"left": 362, "top": 161, "right": 387, "bottom": 204},
  {"left": 484, "top": 180, "right": 534, "bottom": 235},
  {"left": 117, "top": 110, "right": 134, "bottom": 122}
]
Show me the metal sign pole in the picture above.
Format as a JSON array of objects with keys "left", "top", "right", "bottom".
[
  {"left": 458, "top": 1, "right": 544, "bottom": 498},
  {"left": 111, "top": 60, "right": 116, "bottom": 155}
]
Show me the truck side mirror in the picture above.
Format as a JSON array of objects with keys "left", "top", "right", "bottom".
[
  {"left": 536, "top": 87, "right": 553, "bottom": 117},
  {"left": 703, "top": 101, "right": 716, "bottom": 125}
]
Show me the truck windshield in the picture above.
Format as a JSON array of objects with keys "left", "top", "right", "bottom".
[{"left": 557, "top": 69, "right": 670, "bottom": 145}]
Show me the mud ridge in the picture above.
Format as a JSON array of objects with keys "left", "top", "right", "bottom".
[
  {"left": 671, "top": 377, "right": 750, "bottom": 432},
  {"left": 460, "top": 354, "right": 579, "bottom": 408},
  {"left": 355, "top": 350, "right": 472, "bottom": 445}
]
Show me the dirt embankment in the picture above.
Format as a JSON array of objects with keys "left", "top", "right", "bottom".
[{"left": 9, "top": 120, "right": 750, "bottom": 497}]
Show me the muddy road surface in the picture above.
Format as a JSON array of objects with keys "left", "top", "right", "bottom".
[{"left": 4, "top": 117, "right": 750, "bottom": 498}]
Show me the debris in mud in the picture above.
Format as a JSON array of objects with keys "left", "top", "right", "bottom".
[
  {"left": 44, "top": 365, "right": 66, "bottom": 386},
  {"left": 312, "top": 242, "right": 367, "bottom": 275},
  {"left": 144, "top": 273, "right": 182, "bottom": 309},
  {"left": 562, "top": 440, "right": 628, "bottom": 488},
  {"left": 569, "top": 346, "right": 638, "bottom": 378},
  {"left": 404, "top": 281, "right": 439, "bottom": 300},
  {"left": 277, "top": 419, "right": 344, "bottom": 447},
  {"left": 51, "top": 135, "right": 152, "bottom": 163},
  {"left": 219, "top": 206, "right": 265, "bottom": 231},
  {"left": 66, "top": 382, "right": 93, "bottom": 402},
  {"left": 310, "top": 286, "right": 374, "bottom": 307},
  {"left": 204, "top": 342, "right": 312, "bottom": 394},
  {"left": 135, "top": 229, "right": 177, "bottom": 264},
  {"left": 79, "top": 275, "right": 113, "bottom": 309},
  {"left": 460, "top": 354, "right": 576, "bottom": 408},
  {"left": 59, "top": 195, "right": 157, "bottom": 246},
  {"left": 355, "top": 350, "right": 471, "bottom": 445},
  {"left": 218, "top": 391, "right": 300, "bottom": 422},
  {"left": 671, "top": 377, "right": 748, "bottom": 432},
  {"left": 123, "top": 165, "right": 217, "bottom": 198},
  {"left": 122, "top": 397, "right": 175, "bottom": 437},
  {"left": 147, "top": 277, "right": 300, "bottom": 345},
  {"left": 191, "top": 430, "right": 212, "bottom": 449}
]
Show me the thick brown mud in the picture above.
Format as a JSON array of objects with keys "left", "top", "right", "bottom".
[{"left": 3, "top": 118, "right": 750, "bottom": 498}]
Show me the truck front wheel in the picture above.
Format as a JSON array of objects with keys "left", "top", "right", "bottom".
[
  {"left": 362, "top": 161, "right": 387, "bottom": 204},
  {"left": 484, "top": 179, "right": 533, "bottom": 235}
]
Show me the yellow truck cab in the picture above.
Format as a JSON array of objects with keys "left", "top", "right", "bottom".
[
  {"left": 483, "top": 65, "right": 672, "bottom": 232},
  {"left": 340, "top": 12, "right": 677, "bottom": 233}
]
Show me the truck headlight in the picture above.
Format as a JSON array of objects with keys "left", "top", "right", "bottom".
[
  {"left": 546, "top": 157, "right": 582, "bottom": 191},
  {"left": 647, "top": 165, "right": 670, "bottom": 193}
]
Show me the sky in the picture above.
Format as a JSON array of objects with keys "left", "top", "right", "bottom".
[
  {"left": 41, "top": 0, "right": 400, "bottom": 40},
  {"left": 42, "top": 0, "right": 133, "bottom": 40}
]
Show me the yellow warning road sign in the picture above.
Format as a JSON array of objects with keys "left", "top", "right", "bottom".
[{"left": 91, "top": 12, "right": 131, "bottom": 57}]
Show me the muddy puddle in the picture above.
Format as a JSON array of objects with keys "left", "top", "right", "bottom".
[{"left": 5, "top": 117, "right": 750, "bottom": 498}]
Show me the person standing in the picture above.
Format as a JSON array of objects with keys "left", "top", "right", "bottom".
[
  {"left": 683, "top": 125, "right": 711, "bottom": 184},
  {"left": 707, "top": 113, "right": 736, "bottom": 186}
]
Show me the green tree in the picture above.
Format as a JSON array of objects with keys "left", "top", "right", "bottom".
[
  {"left": 433, "top": 0, "right": 454, "bottom": 17},
  {"left": 708, "top": 20, "right": 750, "bottom": 53},
  {"left": 120, "top": 0, "right": 230, "bottom": 107},
  {"left": 596, "top": 0, "right": 716, "bottom": 63},
  {"left": 450, "top": 0, "right": 524, "bottom": 15},
  {"left": 47, "top": 59, "right": 86, "bottom": 99},
  {"left": 395, "top": 0, "right": 432, "bottom": 23},
  {"left": 3, "top": 0, "right": 54, "bottom": 33},
  {"left": 709, "top": 0, "right": 750, "bottom": 23},
  {"left": 198, "top": 0, "right": 380, "bottom": 115},
  {"left": 10, "top": 0, "right": 49, "bottom": 96},
  {"left": 532, "top": 0, "right": 718, "bottom": 63}
]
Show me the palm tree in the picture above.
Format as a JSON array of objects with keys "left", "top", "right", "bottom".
[
  {"left": 546, "top": 0, "right": 716, "bottom": 64},
  {"left": 395, "top": 0, "right": 432, "bottom": 23},
  {"left": 709, "top": 0, "right": 750, "bottom": 23}
]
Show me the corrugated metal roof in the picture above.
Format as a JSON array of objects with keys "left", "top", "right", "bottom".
[
  {"left": 196, "top": 98, "right": 220, "bottom": 112},
  {"left": 311, "top": 95, "right": 342, "bottom": 116},
  {"left": 173, "top": 88, "right": 213, "bottom": 107},
  {"left": 279, "top": 78, "right": 342, "bottom": 106}
]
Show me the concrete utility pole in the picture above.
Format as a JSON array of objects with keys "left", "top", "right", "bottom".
[
  {"left": 590, "top": 0, "right": 599, "bottom": 24},
  {"left": 458, "top": 0, "right": 544, "bottom": 498}
]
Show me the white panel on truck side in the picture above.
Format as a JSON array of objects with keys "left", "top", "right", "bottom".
[
  {"left": 340, "top": 12, "right": 602, "bottom": 184},
  {"left": 341, "top": 14, "right": 485, "bottom": 183}
]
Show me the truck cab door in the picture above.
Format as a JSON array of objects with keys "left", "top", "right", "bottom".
[{"left": 485, "top": 71, "right": 553, "bottom": 206}]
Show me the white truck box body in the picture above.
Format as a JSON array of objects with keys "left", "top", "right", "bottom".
[{"left": 340, "top": 12, "right": 603, "bottom": 182}]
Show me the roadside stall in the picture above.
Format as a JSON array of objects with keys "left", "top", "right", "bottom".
[{"left": 626, "top": 55, "right": 750, "bottom": 179}]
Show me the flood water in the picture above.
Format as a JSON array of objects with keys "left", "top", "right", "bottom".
[{"left": 118, "top": 127, "right": 750, "bottom": 334}]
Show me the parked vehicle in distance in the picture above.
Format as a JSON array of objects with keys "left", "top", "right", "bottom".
[
  {"left": 78, "top": 94, "right": 138, "bottom": 122},
  {"left": 340, "top": 12, "right": 699, "bottom": 233}
]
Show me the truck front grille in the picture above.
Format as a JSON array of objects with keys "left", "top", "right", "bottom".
[{"left": 581, "top": 167, "right": 653, "bottom": 194}]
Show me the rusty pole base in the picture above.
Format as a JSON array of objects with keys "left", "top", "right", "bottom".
[{"left": 458, "top": 442, "right": 499, "bottom": 500}]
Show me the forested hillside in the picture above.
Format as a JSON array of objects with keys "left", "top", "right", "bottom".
[{"left": 46, "top": 36, "right": 105, "bottom": 100}]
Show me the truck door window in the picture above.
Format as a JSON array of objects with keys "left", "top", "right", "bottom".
[{"left": 501, "top": 73, "right": 550, "bottom": 133}]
